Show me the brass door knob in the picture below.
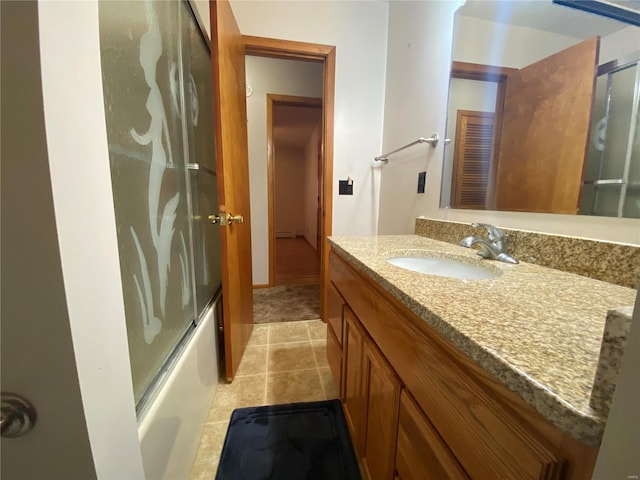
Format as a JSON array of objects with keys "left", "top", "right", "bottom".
[{"left": 227, "top": 213, "right": 243, "bottom": 224}]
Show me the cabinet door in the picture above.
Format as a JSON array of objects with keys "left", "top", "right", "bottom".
[
  {"left": 361, "top": 337, "right": 402, "bottom": 480},
  {"left": 396, "top": 390, "right": 469, "bottom": 480},
  {"left": 327, "top": 281, "right": 345, "bottom": 345},
  {"left": 342, "top": 306, "right": 366, "bottom": 455},
  {"left": 326, "top": 322, "right": 342, "bottom": 395}
]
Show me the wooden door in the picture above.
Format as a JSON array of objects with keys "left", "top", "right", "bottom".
[
  {"left": 210, "top": 0, "right": 253, "bottom": 380},
  {"left": 361, "top": 337, "right": 402, "bottom": 480},
  {"left": 495, "top": 37, "right": 599, "bottom": 214},
  {"left": 451, "top": 110, "right": 495, "bottom": 209}
]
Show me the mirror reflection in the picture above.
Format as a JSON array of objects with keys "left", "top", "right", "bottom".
[{"left": 441, "top": 0, "right": 640, "bottom": 218}]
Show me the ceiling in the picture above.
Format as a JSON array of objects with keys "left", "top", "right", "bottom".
[
  {"left": 459, "top": 0, "right": 631, "bottom": 39},
  {"left": 273, "top": 105, "right": 322, "bottom": 150}
]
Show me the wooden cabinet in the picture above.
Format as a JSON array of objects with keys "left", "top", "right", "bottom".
[
  {"left": 327, "top": 249, "right": 597, "bottom": 480},
  {"left": 342, "top": 306, "right": 366, "bottom": 455},
  {"left": 360, "top": 337, "right": 401, "bottom": 480},
  {"left": 395, "top": 390, "right": 469, "bottom": 480},
  {"left": 327, "top": 282, "right": 344, "bottom": 345},
  {"left": 326, "top": 282, "right": 345, "bottom": 394}
]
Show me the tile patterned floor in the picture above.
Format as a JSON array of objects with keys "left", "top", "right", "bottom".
[{"left": 189, "top": 319, "right": 338, "bottom": 479}]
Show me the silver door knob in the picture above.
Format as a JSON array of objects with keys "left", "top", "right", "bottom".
[{"left": 1, "top": 393, "right": 37, "bottom": 438}]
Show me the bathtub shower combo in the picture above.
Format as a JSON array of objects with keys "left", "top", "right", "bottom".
[{"left": 99, "top": 1, "right": 222, "bottom": 477}]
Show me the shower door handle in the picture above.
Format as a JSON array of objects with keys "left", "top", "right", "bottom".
[{"left": 1, "top": 393, "right": 37, "bottom": 438}]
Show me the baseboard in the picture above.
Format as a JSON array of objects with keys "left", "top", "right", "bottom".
[{"left": 253, "top": 284, "right": 271, "bottom": 289}]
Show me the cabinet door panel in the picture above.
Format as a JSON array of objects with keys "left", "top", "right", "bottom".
[
  {"left": 342, "top": 306, "right": 365, "bottom": 454},
  {"left": 327, "top": 281, "right": 345, "bottom": 345},
  {"left": 396, "top": 390, "right": 469, "bottom": 480},
  {"left": 326, "top": 323, "right": 342, "bottom": 395},
  {"left": 361, "top": 338, "right": 401, "bottom": 480}
]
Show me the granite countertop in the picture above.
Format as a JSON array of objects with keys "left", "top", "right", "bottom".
[{"left": 328, "top": 235, "right": 637, "bottom": 447}]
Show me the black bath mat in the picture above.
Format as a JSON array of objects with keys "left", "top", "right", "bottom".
[{"left": 216, "top": 399, "right": 361, "bottom": 480}]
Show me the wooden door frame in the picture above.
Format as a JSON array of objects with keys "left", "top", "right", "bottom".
[
  {"left": 266, "top": 94, "right": 323, "bottom": 287},
  {"left": 450, "top": 62, "right": 517, "bottom": 209},
  {"left": 244, "top": 35, "right": 335, "bottom": 321}
]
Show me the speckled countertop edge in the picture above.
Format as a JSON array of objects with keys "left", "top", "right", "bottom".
[{"left": 328, "top": 235, "right": 637, "bottom": 447}]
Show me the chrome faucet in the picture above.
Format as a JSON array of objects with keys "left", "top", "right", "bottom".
[{"left": 460, "top": 223, "right": 518, "bottom": 264}]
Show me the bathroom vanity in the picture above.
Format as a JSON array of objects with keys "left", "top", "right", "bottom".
[{"left": 325, "top": 235, "right": 636, "bottom": 480}]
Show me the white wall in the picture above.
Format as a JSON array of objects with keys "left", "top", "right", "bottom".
[
  {"left": 274, "top": 147, "right": 307, "bottom": 236},
  {"left": 245, "top": 56, "right": 323, "bottom": 284},
  {"left": 304, "top": 124, "right": 322, "bottom": 250},
  {"left": 453, "top": 15, "right": 579, "bottom": 69},
  {"left": 378, "top": 0, "right": 463, "bottom": 235},
  {"left": 38, "top": 2, "right": 145, "bottom": 478},
  {"left": 378, "top": 1, "right": 640, "bottom": 244},
  {"left": 599, "top": 25, "right": 640, "bottom": 64},
  {"left": 232, "top": 0, "right": 390, "bottom": 241}
]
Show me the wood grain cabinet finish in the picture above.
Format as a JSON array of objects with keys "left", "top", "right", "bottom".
[
  {"left": 342, "top": 306, "right": 366, "bottom": 455},
  {"left": 326, "top": 281, "right": 345, "bottom": 395},
  {"left": 328, "top": 250, "right": 597, "bottom": 480},
  {"left": 327, "top": 282, "right": 345, "bottom": 345},
  {"left": 326, "top": 323, "right": 342, "bottom": 395},
  {"left": 395, "top": 390, "right": 469, "bottom": 480},
  {"left": 360, "top": 337, "right": 402, "bottom": 480}
]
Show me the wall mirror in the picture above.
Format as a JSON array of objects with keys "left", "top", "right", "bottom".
[{"left": 440, "top": 0, "right": 640, "bottom": 218}]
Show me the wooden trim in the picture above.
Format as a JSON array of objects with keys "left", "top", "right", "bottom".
[
  {"left": 486, "top": 78, "right": 507, "bottom": 210},
  {"left": 244, "top": 35, "right": 334, "bottom": 61},
  {"left": 252, "top": 284, "right": 271, "bottom": 289},
  {"left": 266, "top": 95, "right": 275, "bottom": 287},
  {"left": 268, "top": 94, "right": 322, "bottom": 108},
  {"left": 243, "top": 36, "right": 335, "bottom": 320},
  {"left": 451, "top": 61, "right": 518, "bottom": 82},
  {"left": 321, "top": 47, "right": 336, "bottom": 323},
  {"left": 450, "top": 61, "right": 513, "bottom": 211}
]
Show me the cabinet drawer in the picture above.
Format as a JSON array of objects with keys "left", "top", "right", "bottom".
[
  {"left": 327, "top": 281, "right": 345, "bottom": 345},
  {"left": 396, "top": 390, "right": 469, "bottom": 480},
  {"left": 326, "top": 324, "right": 342, "bottom": 395}
]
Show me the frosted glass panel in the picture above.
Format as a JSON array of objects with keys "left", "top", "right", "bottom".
[
  {"left": 99, "top": 1, "right": 196, "bottom": 403},
  {"left": 601, "top": 65, "right": 636, "bottom": 179},
  {"left": 181, "top": 4, "right": 222, "bottom": 314}
]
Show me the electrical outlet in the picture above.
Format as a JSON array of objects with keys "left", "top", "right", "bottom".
[
  {"left": 417, "top": 171, "right": 426, "bottom": 193},
  {"left": 339, "top": 180, "right": 353, "bottom": 195}
]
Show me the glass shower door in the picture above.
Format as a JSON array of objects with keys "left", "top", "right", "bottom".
[
  {"left": 99, "top": 0, "right": 219, "bottom": 405},
  {"left": 182, "top": 11, "right": 223, "bottom": 315}
]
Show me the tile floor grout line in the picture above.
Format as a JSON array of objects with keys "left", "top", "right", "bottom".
[
  {"left": 264, "top": 324, "right": 270, "bottom": 404},
  {"left": 307, "top": 322, "right": 327, "bottom": 400},
  {"left": 255, "top": 366, "right": 321, "bottom": 376}
]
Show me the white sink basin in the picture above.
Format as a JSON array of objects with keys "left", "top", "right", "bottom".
[{"left": 386, "top": 254, "right": 500, "bottom": 280}]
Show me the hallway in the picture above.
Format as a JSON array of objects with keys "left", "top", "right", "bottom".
[{"left": 275, "top": 237, "right": 320, "bottom": 286}]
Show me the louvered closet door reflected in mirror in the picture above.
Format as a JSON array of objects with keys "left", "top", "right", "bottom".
[{"left": 451, "top": 110, "right": 495, "bottom": 209}]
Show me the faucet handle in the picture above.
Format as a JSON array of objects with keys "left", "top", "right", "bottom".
[{"left": 471, "top": 223, "right": 505, "bottom": 241}]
